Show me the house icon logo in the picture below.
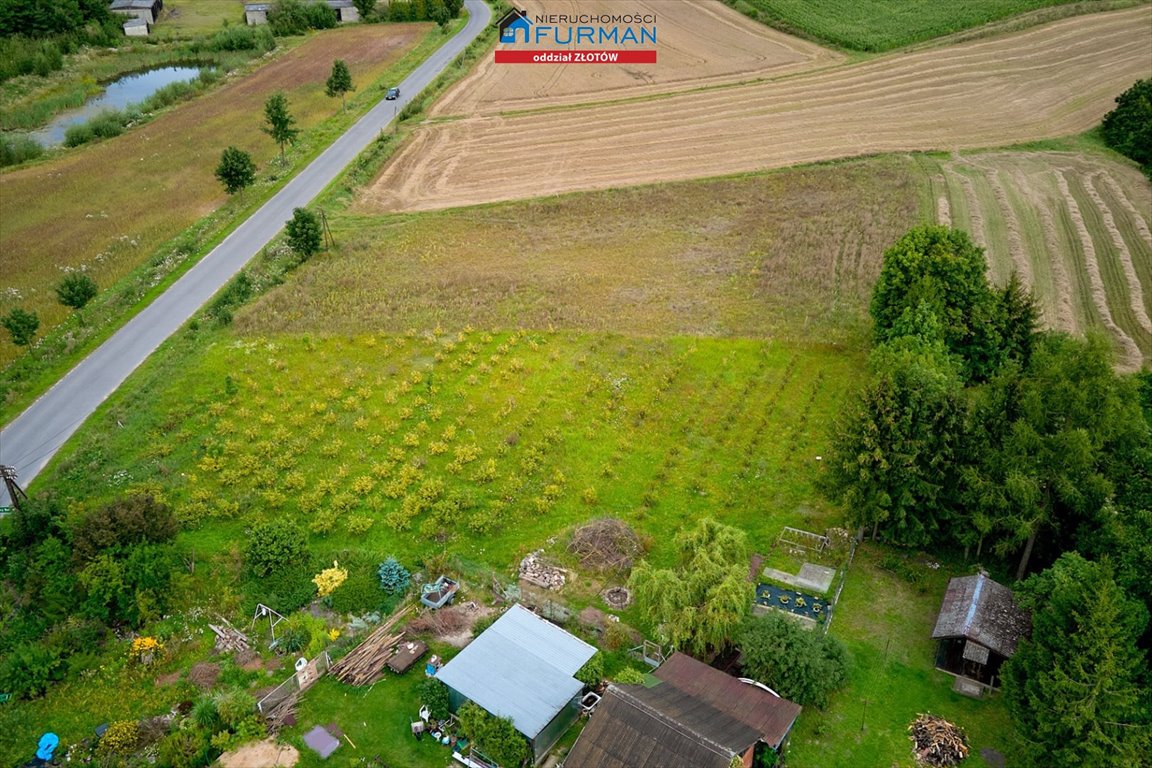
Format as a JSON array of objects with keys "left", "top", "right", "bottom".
[{"left": 498, "top": 8, "right": 531, "bottom": 44}]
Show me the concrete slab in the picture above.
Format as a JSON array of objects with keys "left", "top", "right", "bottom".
[{"left": 762, "top": 562, "right": 836, "bottom": 594}]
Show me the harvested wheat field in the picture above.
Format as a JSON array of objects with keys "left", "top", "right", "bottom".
[
  {"left": 931, "top": 151, "right": 1152, "bottom": 370},
  {"left": 0, "top": 23, "right": 430, "bottom": 364},
  {"left": 362, "top": 7, "right": 1151, "bottom": 212},
  {"left": 431, "top": 0, "right": 841, "bottom": 115}
]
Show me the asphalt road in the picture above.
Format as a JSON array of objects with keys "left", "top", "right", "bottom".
[{"left": 0, "top": 0, "right": 492, "bottom": 504}]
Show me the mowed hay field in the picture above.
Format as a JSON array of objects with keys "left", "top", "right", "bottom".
[
  {"left": 362, "top": 7, "right": 1152, "bottom": 212},
  {"left": 0, "top": 23, "right": 431, "bottom": 366},
  {"left": 431, "top": 0, "right": 841, "bottom": 115},
  {"left": 256, "top": 156, "right": 925, "bottom": 343},
  {"left": 931, "top": 151, "right": 1152, "bottom": 370}
]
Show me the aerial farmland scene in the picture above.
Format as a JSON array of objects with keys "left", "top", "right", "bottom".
[{"left": 0, "top": 0, "right": 1149, "bottom": 766}]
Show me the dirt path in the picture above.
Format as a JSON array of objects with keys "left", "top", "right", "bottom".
[{"left": 360, "top": 7, "right": 1151, "bottom": 213}]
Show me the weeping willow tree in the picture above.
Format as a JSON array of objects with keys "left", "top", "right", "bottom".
[{"left": 628, "top": 518, "right": 751, "bottom": 657}]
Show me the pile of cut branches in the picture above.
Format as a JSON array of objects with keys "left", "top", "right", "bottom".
[
  {"left": 909, "top": 713, "right": 969, "bottom": 767},
  {"left": 569, "top": 518, "right": 643, "bottom": 572}
]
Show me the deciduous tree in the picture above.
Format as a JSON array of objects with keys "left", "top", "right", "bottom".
[
  {"left": 629, "top": 518, "right": 750, "bottom": 657},
  {"left": 1101, "top": 78, "right": 1152, "bottom": 172},
  {"left": 262, "top": 92, "right": 298, "bottom": 160},
  {"left": 870, "top": 226, "right": 1003, "bottom": 381},
  {"left": 285, "top": 207, "right": 323, "bottom": 259},
  {"left": 738, "top": 612, "right": 849, "bottom": 708},
  {"left": 2, "top": 307, "right": 39, "bottom": 346},
  {"left": 214, "top": 145, "right": 256, "bottom": 196},
  {"left": 325, "top": 59, "right": 354, "bottom": 111},
  {"left": 458, "top": 702, "right": 529, "bottom": 768}
]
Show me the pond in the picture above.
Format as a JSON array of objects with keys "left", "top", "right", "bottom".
[
  {"left": 755, "top": 582, "right": 829, "bottom": 623},
  {"left": 29, "top": 66, "right": 205, "bottom": 147}
]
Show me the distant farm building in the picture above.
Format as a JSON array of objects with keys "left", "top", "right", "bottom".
[
  {"left": 565, "top": 652, "right": 803, "bottom": 768},
  {"left": 122, "top": 16, "right": 149, "bottom": 36},
  {"left": 433, "top": 604, "right": 596, "bottom": 764},
  {"left": 932, "top": 574, "right": 1031, "bottom": 691},
  {"left": 109, "top": 0, "right": 163, "bottom": 24},
  {"left": 244, "top": 0, "right": 359, "bottom": 25}
]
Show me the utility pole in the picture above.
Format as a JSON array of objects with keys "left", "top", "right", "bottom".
[
  {"left": 1, "top": 465, "right": 28, "bottom": 513},
  {"left": 319, "top": 209, "right": 335, "bottom": 249}
]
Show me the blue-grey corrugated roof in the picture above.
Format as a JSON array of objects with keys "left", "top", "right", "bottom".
[{"left": 436, "top": 604, "right": 596, "bottom": 739}]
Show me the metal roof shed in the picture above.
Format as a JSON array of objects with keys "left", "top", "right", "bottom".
[{"left": 436, "top": 603, "right": 596, "bottom": 763}]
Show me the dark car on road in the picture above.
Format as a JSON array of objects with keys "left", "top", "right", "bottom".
[{"left": 385, "top": 87, "right": 400, "bottom": 100}]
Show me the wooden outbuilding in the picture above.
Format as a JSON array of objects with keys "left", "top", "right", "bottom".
[
  {"left": 931, "top": 574, "right": 1030, "bottom": 690},
  {"left": 565, "top": 652, "right": 802, "bottom": 768},
  {"left": 109, "top": 0, "right": 162, "bottom": 24}
]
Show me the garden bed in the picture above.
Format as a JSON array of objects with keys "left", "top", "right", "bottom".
[{"left": 755, "top": 583, "right": 829, "bottom": 622}]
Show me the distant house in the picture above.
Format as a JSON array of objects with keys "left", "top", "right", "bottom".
[
  {"left": 244, "top": 2, "right": 271, "bottom": 25},
  {"left": 564, "top": 652, "right": 803, "bottom": 768},
  {"left": 931, "top": 574, "right": 1031, "bottom": 690},
  {"left": 109, "top": 0, "right": 162, "bottom": 24},
  {"left": 434, "top": 604, "right": 597, "bottom": 765},
  {"left": 244, "top": 0, "right": 359, "bottom": 25}
]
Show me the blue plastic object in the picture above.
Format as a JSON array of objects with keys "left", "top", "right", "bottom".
[{"left": 36, "top": 732, "right": 59, "bottom": 760}]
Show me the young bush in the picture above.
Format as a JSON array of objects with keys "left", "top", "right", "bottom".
[
  {"left": 244, "top": 520, "right": 309, "bottom": 577},
  {"left": 377, "top": 556, "right": 411, "bottom": 594},
  {"left": 574, "top": 652, "right": 603, "bottom": 687},
  {"left": 613, "top": 666, "right": 647, "bottom": 684},
  {"left": 215, "top": 689, "right": 257, "bottom": 729},
  {"left": 419, "top": 677, "right": 451, "bottom": 720},
  {"left": 738, "top": 612, "right": 850, "bottom": 708},
  {"left": 71, "top": 494, "right": 179, "bottom": 562},
  {"left": 97, "top": 720, "right": 141, "bottom": 757},
  {"left": 55, "top": 271, "right": 98, "bottom": 310},
  {"left": 157, "top": 727, "right": 214, "bottom": 768},
  {"left": 0, "top": 133, "right": 44, "bottom": 167},
  {"left": 458, "top": 702, "right": 529, "bottom": 767}
]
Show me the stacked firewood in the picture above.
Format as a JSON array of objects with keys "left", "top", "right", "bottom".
[
  {"left": 909, "top": 713, "right": 969, "bottom": 767},
  {"left": 329, "top": 605, "right": 411, "bottom": 686}
]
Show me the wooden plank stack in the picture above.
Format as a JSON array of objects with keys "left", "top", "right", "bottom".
[
  {"left": 208, "top": 622, "right": 250, "bottom": 654},
  {"left": 329, "top": 605, "right": 412, "bottom": 686},
  {"left": 909, "top": 713, "right": 969, "bottom": 767}
]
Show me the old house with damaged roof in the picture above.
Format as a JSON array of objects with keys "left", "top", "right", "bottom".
[
  {"left": 564, "top": 652, "right": 802, "bottom": 768},
  {"left": 931, "top": 573, "right": 1031, "bottom": 692}
]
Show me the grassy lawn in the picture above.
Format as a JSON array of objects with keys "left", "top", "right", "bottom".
[
  {"left": 730, "top": 0, "right": 1130, "bottom": 51},
  {"left": 787, "top": 544, "right": 1018, "bottom": 768}
]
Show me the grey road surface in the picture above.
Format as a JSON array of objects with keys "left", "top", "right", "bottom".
[{"left": 0, "top": 0, "right": 492, "bottom": 504}]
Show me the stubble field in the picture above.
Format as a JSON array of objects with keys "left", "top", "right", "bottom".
[
  {"left": 361, "top": 6, "right": 1152, "bottom": 212},
  {"left": 430, "top": 0, "right": 842, "bottom": 115}
]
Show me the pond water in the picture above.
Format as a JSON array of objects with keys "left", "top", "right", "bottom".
[{"left": 30, "top": 65, "right": 204, "bottom": 147}]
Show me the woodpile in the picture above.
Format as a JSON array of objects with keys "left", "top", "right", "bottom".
[
  {"left": 329, "top": 605, "right": 411, "bottom": 686},
  {"left": 520, "top": 551, "right": 567, "bottom": 589},
  {"left": 208, "top": 622, "right": 250, "bottom": 655},
  {"left": 909, "top": 713, "right": 969, "bottom": 767},
  {"left": 569, "top": 518, "right": 643, "bottom": 572}
]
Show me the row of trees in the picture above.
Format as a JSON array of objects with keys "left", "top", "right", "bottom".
[
  {"left": 826, "top": 224, "right": 1152, "bottom": 765},
  {"left": 826, "top": 225, "right": 1148, "bottom": 579}
]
